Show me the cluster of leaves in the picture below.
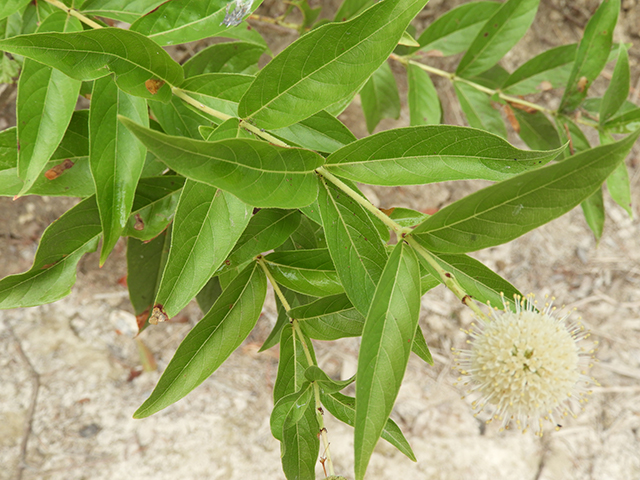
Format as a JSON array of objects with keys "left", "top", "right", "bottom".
[{"left": 0, "top": 0, "right": 638, "bottom": 478}]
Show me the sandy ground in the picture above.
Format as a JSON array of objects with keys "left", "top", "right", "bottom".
[{"left": 1, "top": 1, "right": 640, "bottom": 479}]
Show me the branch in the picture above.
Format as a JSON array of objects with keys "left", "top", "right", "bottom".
[{"left": 43, "top": 0, "right": 103, "bottom": 29}]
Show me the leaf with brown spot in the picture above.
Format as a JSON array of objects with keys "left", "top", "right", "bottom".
[
  {"left": 44, "top": 159, "right": 75, "bottom": 180},
  {"left": 145, "top": 78, "right": 165, "bottom": 95}
]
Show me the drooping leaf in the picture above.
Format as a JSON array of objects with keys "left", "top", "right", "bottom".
[
  {"left": 410, "top": 130, "right": 640, "bottom": 253},
  {"left": 0, "top": 197, "right": 101, "bottom": 309},
  {"left": 415, "top": 1, "right": 501, "bottom": 56},
  {"left": 127, "top": 229, "right": 170, "bottom": 320},
  {"left": 16, "top": 12, "right": 82, "bottom": 195},
  {"left": 560, "top": 0, "right": 620, "bottom": 111},
  {"left": 134, "top": 262, "right": 267, "bottom": 418},
  {"left": 182, "top": 41, "right": 265, "bottom": 77},
  {"left": 196, "top": 276, "right": 223, "bottom": 314},
  {"left": 305, "top": 365, "right": 355, "bottom": 394},
  {"left": 281, "top": 397, "right": 319, "bottom": 480},
  {"left": 325, "top": 125, "right": 564, "bottom": 186},
  {"left": 354, "top": 242, "right": 420, "bottom": 480},
  {"left": 606, "top": 159, "right": 633, "bottom": 217},
  {"left": 274, "top": 323, "right": 315, "bottom": 401},
  {"left": 599, "top": 44, "right": 630, "bottom": 124},
  {"left": 80, "top": 0, "right": 166, "bottom": 23},
  {"left": 454, "top": 81, "right": 507, "bottom": 139},
  {"left": 317, "top": 177, "right": 388, "bottom": 315},
  {"left": 219, "top": 209, "right": 302, "bottom": 277},
  {"left": 271, "top": 382, "right": 314, "bottom": 441},
  {"left": 502, "top": 44, "right": 576, "bottom": 95},
  {"left": 412, "top": 324, "right": 433, "bottom": 365},
  {"left": 456, "top": 0, "right": 539, "bottom": 78},
  {"left": 387, "top": 207, "right": 430, "bottom": 228},
  {"left": 153, "top": 181, "right": 252, "bottom": 318},
  {"left": 237, "top": 0, "right": 429, "bottom": 129},
  {"left": 90, "top": 74, "right": 148, "bottom": 265},
  {"left": 581, "top": 188, "right": 605, "bottom": 242},
  {"left": 292, "top": 293, "right": 365, "bottom": 341},
  {"left": 259, "top": 286, "right": 298, "bottom": 352},
  {"left": 123, "top": 176, "right": 185, "bottom": 240},
  {"left": 0, "top": 27, "right": 184, "bottom": 101},
  {"left": 130, "top": 0, "right": 263, "bottom": 46},
  {"left": 320, "top": 391, "right": 416, "bottom": 461},
  {"left": 407, "top": 63, "right": 441, "bottom": 126},
  {"left": 360, "top": 62, "right": 401, "bottom": 133},
  {"left": 513, "top": 110, "right": 561, "bottom": 152},
  {"left": 119, "top": 117, "right": 325, "bottom": 208}
]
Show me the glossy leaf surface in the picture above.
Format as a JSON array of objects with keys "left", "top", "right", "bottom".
[
  {"left": 237, "top": 0, "right": 429, "bottom": 129},
  {"left": 355, "top": 242, "right": 420, "bottom": 480},
  {"left": 411, "top": 130, "right": 640, "bottom": 253},
  {"left": 134, "top": 262, "right": 266, "bottom": 418},
  {"left": 325, "top": 125, "right": 564, "bottom": 186},
  {"left": 0, "top": 28, "right": 184, "bottom": 101},
  {"left": 90, "top": 74, "right": 148, "bottom": 265},
  {"left": 317, "top": 177, "right": 388, "bottom": 315},
  {"left": 119, "top": 117, "right": 324, "bottom": 208},
  {"left": 154, "top": 182, "right": 251, "bottom": 318},
  {"left": 16, "top": 12, "right": 82, "bottom": 195},
  {"left": 456, "top": 0, "right": 539, "bottom": 78}
]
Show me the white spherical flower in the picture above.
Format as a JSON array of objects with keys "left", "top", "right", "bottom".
[{"left": 454, "top": 294, "right": 596, "bottom": 435}]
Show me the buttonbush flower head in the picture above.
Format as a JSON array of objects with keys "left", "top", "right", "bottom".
[{"left": 454, "top": 294, "right": 596, "bottom": 436}]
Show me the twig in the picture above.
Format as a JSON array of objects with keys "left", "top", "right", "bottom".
[
  {"left": 7, "top": 324, "right": 40, "bottom": 480},
  {"left": 43, "top": 0, "right": 103, "bottom": 29}
]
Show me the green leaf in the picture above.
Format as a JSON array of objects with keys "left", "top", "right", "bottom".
[
  {"left": 124, "top": 176, "right": 185, "bottom": 240},
  {"left": 119, "top": 117, "right": 324, "bottom": 208},
  {"left": 606, "top": 160, "right": 632, "bottom": 217},
  {"left": 317, "top": 177, "right": 388, "bottom": 315},
  {"left": 127, "top": 229, "right": 170, "bottom": 321},
  {"left": 80, "top": 0, "right": 166, "bottom": 23},
  {"left": 418, "top": 252, "right": 523, "bottom": 312},
  {"left": 221, "top": 209, "right": 302, "bottom": 276},
  {"left": 399, "top": 30, "right": 420, "bottom": 47},
  {"left": 0, "top": 0, "right": 30, "bottom": 22},
  {"left": 153, "top": 181, "right": 252, "bottom": 318},
  {"left": 581, "top": 187, "right": 605, "bottom": 242},
  {"left": 415, "top": 1, "right": 501, "bottom": 56},
  {"left": 0, "top": 27, "right": 184, "bottom": 101},
  {"left": 196, "top": 275, "right": 223, "bottom": 314},
  {"left": 333, "top": 0, "right": 376, "bottom": 21},
  {"left": 320, "top": 391, "right": 416, "bottom": 461},
  {"left": 178, "top": 73, "right": 254, "bottom": 118},
  {"left": 287, "top": 214, "right": 326, "bottom": 250},
  {"left": 150, "top": 96, "right": 215, "bottom": 139},
  {"left": 410, "top": 130, "right": 640, "bottom": 253},
  {"left": 271, "top": 382, "right": 314, "bottom": 441},
  {"left": 90, "top": 74, "right": 148, "bottom": 265},
  {"left": 412, "top": 324, "right": 433, "bottom": 365},
  {"left": 16, "top": 12, "right": 82, "bottom": 195},
  {"left": 200, "top": 118, "right": 252, "bottom": 141},
  {"left": 263, "top": 249, "right": 343, "bottom": 297},
  {"left": 407, "top": 63, "right": 441, "bottom": 126},
  {"left": 260, "top": 286, "right": 298, "bottom": 351},
  {"left": 513, "top": 110, "right": 561, "bottom": 152},
  {"left": 305, "top": 365, "right": 355, "bottom": 394},
  {"left": 292, "top": 293, "right": 365, "bottom": 341},
  {"left": 456, "top": 0, "right": 539, "bottom": 78},
  {"left": 600, "top": 44, "right": 630, "bottom": 123},
  {"left": 556, "top": 115, "right": 591, "bottom": 158},
  {"left": 502, "top": 44, "right": 576, "bottom": 95},
  {"left": 468, "top": 65, "right": 510, "bottom": 90},
  {"left": 388, "top": 207, "right": 429, "bottom": 228},
  {"left": 454, "top": 81, "right": 507, "bottom": 139},
  {"left": 354, "top": 242, "right": 420, "bottom": 480},
  {"left": 0, "top": 197, "right": 101, "bottom": 309},
  {"left": 130, "top": 0, "right": 263, "bottom": 46},
  {"left": 325, "top": 125, "right": 564, "bottom": 186},
  {"left": 182, "top": 41, "right": 265, "bottom": 77},
  {"left": 212, "top": 22, "right": 269, "bottom": 50},
  {"left": 603, "top": 107, "right": 640, "bottom": 134},
  {"left": 134, "top": 262, "right": 267, "bottom": 418},
  {"left": 360, "top": 62, "right": 401, "bottom": 133},
  {"left": 0, "top": 111, "right": 95, "bottom": 197},
  {"left": 237, "top": 0, "right": 429, "bottom": 129},
  {"left": 270, "top": 110, "right": 357, "bottom": 154},
  {"left": 281, "top": 398, "right": 319, "bottom": 480},
  {"left": 560, "top": 0, "right": 620, "bottom": 112},
  {"left": 274, "top": 323, "right": 315, "bottom": 401}
]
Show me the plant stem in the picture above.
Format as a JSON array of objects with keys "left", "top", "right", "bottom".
[
  {"left": 171, "top": 87, "right": 233, "bottom": 122},
  {"left": 248, "top": 13, "right": 302, "bottom": 31},
  {"left": 316, "top": 167, "right": 407, "bottom": 235},
  {"left": 256, "top": 256, "right": 336, "bottom": 478},
  {"left": 404, "top": 236, "right": 486, "bottom": 319},
  {"left": 391, "top": 53, "right": 555, "bottom": 116},
  {"left": 44, "top": 0, "right": 104, "bottom": 29}
]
